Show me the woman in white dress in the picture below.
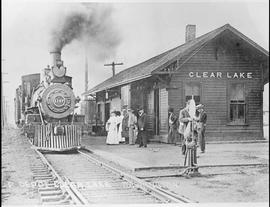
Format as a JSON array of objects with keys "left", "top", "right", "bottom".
[
  {"left": 106, "top": 112, "right": 119, "bottom": 145},
  {"left": 117, "top": 110, "right": 126, "bottom": 143}
]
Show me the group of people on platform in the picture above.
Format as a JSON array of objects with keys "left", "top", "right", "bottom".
[
  {"left": 105, "top": 100, "right": 207, "bottom": 153},
  {"left": 105, "top": 107, "right": 148, "bottom": 148},
  {"left": 168, "top": 100, "right": 207, "bottom": 154}
]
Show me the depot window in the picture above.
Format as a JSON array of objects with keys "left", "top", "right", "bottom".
[
  {"left": 184, "top": 82, "right": 201, "bottom": 105},
  {"left": 228, "top": 83, "right": 247, "bottom": 125}
]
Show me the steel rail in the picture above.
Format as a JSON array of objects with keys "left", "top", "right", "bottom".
[
  {"left": 33, "top": 148, "right": 89, "bottom": 205},
  {"left": 78, "top": 150, "right": 196, "bottom": 203}
]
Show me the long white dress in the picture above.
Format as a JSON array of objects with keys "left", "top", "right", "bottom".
[
  {"left": 117, "top": 115, "right": 125, "bottom": 142},
  {"left": 106, "top": 116, "right": 119, "bottom": 145}
]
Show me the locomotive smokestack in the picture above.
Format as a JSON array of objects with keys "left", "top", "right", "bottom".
[{"left": 50, "top": 51, "right": 62, "bottom": 67}]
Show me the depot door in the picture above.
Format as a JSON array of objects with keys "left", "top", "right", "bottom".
[
  {"left": 154, "top": 89, "right": 160, "bottom": 135},
  {"left": 105, "top": 103, "right": 110, "bottom": 123}
]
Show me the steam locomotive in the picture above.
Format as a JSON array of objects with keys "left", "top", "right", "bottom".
[{"left": 15, "top": 51, "right": 84, "bottom": 151}]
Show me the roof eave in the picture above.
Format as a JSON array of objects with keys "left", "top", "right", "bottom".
[{"left": 82, "top": 74, "right": 152, "bottom": 95}]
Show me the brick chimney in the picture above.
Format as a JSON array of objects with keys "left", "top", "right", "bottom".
[{"left": 185, "top": 24, "right": 196, "bottom": 43}]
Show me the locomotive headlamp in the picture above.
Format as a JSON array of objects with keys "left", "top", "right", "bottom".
[{"left": 52, "top": 65, "right": 66, "bottom": 78}]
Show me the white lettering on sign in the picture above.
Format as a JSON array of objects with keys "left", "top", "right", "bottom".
[
  {"left": 233, "top": 73, "right": 239, "bottom": 78},
  {"left": 189, "top": 72, "right": 194, "bottom": 77},
  {"left": 188, "top": 72, "right": 253, "bottom": 79},
  {"left": 210, "top": 72, "right": 215, "bottom": 78}
]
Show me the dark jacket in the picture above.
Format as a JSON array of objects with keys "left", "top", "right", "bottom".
[
  {"left": 169, "top": 112, "right": 178, "bottom": 129},
  {"left": 138, "top": 113, "right": 147, "bottom": 131},
  {"left": 198, "top": 110, "right": 207, "bottom": 124}
]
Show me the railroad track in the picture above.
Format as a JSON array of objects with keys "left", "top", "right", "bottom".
[
  {"left": 32, "top": 149, "right": 88, "bottom": 205},
  {"left": 33, "top": 148, "right": 195, "bottom": 204}
]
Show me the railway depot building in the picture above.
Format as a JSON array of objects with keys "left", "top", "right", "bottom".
[{"left": 84, "top": 24, "right": 269, "bottom": 142}]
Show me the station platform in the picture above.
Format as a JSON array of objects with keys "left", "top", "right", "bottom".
[{"left": 81, "top": 136, "right": 269, "bottom": 174}]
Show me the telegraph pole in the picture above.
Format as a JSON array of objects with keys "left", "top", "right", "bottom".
[{"left": 104, "top": 62, "right": 123, "bottom": 77}]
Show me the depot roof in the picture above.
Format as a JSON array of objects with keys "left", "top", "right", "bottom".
[{"left": 83, "top": 24, "right": 268, "bottom": 96}]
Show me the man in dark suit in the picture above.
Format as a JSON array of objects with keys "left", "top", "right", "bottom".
[
  {"left": 137, "top": 107, "right": 147, "bottom": 148},
  {"left": 195, "top": 104, "right": 207, "bottom": 153}
]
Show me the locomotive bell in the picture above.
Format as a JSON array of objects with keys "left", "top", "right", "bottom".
[{"left": 52, "top": 65, "right": 66, "bottom": 78}]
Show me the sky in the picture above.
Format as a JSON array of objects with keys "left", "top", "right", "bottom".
[{"left": 2, "top": 0, "right": 269, "bottom": 125}]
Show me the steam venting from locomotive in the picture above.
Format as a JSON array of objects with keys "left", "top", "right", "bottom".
[{"left": 50, "top": 3, "right": 121, "bottom": 59}]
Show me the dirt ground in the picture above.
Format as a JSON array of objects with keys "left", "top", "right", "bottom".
[
  {"left": 1, "top": 128, "right": 40, "bottom": 205},
  {"left": 150, "top": 165, "right": 269, "bottom": 203},
  {"left": 2, "top": 128, "right": 269, "bottom": 205}
]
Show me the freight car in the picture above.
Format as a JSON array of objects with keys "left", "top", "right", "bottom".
[
  {"left": 15, "top": 51, "right": 84, "bottom": 151},
  {"left": 14, "top": 74, "right": 40, "bottom": 127}
]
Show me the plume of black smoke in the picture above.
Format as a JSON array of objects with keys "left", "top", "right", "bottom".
[{"left": 50, "top": 4, "right": 121, "bottom": 59}]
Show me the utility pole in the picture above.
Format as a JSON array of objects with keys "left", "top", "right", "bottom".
[{"left": 104, "top": 61, "right": 123, "bottom": 77}]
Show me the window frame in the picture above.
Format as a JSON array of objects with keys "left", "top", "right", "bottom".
[
  {"left": 183, "top": 81, "right": 202, "bottom": 106},
  {"left": 227, "top": 82, "right": 248, "bottom": 126}
]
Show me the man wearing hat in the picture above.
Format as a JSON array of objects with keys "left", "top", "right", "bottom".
[
  {"left": 137, "top": 107, "right": 147, "bottom": 147},
  {"left": 121, "top": 106, "right": 129, "bottom": 144},
  {"left": 128, "top": 108, "right": 137, "bottom": 145},
  {"left": 195, "top": 104, "right": 207, "bottom": 153}
]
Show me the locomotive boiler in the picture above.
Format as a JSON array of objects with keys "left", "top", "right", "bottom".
[{"left": 21, "top": 51, "right": 84, "bottom": 151}]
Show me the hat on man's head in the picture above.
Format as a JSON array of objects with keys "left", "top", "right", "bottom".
[
  {"left": 168, "top": 107, "right": 174, "bottom": 113},
  {"left": 138, "top": 107, "right": 144, "bottom": 111},
  {"left": 196, "top": 104, "right": 204, "bottom": 109},
  {"left": 122, "top": 105, "right": 128, "bottom": 109},
  {"left": 110, "top": 110, "right": 116, "bottom": 115}
]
